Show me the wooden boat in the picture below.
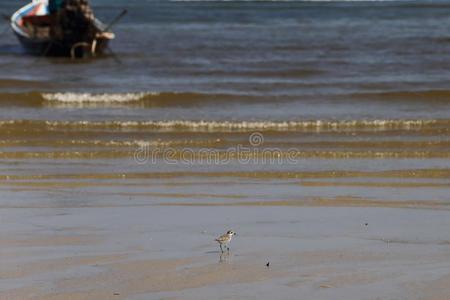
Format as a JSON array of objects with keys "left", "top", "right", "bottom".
[{"left": 10, "top": 0, "right": 115, "bottom": 58}]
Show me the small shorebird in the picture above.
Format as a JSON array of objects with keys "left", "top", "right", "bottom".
[{"left": 215, "top": 230, "right": 236, "bottom": 253}]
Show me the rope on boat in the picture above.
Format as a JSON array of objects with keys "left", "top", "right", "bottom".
[
  {"left": 91, "top": 39, "right": 97, "bottom": 56},
  {"left": 70, "top": 39, "right": 97, "bottom": 59}
]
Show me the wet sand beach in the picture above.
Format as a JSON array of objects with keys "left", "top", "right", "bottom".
[
  {"left": 0, "top": 127, "right": 448, "bottom": 300},
  {"left": 0, "top": 122, "right": 449, "bottom": 300},
  {"left": 2, "top": 205, "right": 450, "bottom": 300}
]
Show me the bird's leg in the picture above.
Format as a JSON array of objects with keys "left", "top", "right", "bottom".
[
  {"left": 219, "top": 244, "right": 223, "bottom": 253},
  {"left": 227, "top": 246, "right": 230, "bottom": 252}
]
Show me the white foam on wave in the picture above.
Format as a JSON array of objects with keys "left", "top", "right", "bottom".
[
  {"left": 35, "top": 119, "right": 442, "bottom": 131},
  {"left": 42, "top": 92, "right": 154, "bottom": 103},
  {"left": 0, "top": 119, "right": 445, "bottom": 132}
]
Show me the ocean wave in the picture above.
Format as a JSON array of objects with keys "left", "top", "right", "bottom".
[
  {"left": 1, "top": 88, "right": 450, "bottom": 107},
  {"left": 41, "top": 92, "right": 151, "bottom": 103},
  {"left": 0, "top": 91, "right": 254, "bottom": 107},
  {"left": 0, "top": 119, "right": 447, "bottom": 132},
  {"left": 41, "top": 91, "right": 252, "bottom": 106}
]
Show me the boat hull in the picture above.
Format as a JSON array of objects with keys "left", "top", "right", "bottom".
[
  {"left": 14, "top": 31, "right": 111, "bottom": 57},
  {"left": 11, "top": 0, "right": 113, "bottom": 58}
]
